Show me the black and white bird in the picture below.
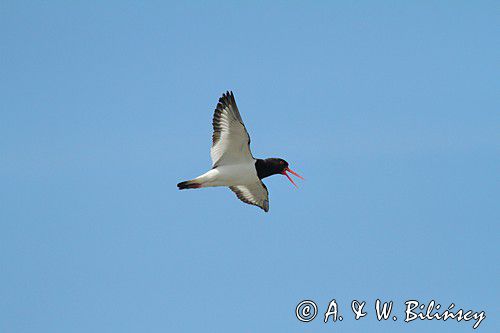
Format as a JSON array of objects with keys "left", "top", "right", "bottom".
[{"left": 177, "top": 91, "right": 303, "bottom": 212}]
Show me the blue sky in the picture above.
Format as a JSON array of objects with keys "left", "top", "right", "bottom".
[{"left": 1, "top": 1, "right": 498, "bottom": 332}]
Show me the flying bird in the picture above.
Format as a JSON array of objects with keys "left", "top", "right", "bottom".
[{"left": 177, "top": 91, "right": 303, "bottom": 212}]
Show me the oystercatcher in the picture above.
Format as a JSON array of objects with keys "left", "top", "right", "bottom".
[{"left": 177, "top": 91, "right": 303, "bottom": 212}]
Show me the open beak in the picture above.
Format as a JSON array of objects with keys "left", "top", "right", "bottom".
[{"left": 282, "top": 167, "right": 304, "bottom": 187}]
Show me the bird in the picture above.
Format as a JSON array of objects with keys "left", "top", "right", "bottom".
[{"left": 177, "top": 91, "right": 303, "bottom": 212}]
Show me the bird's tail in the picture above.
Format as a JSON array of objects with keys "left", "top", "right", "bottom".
[{"left": 177, "top": 179, "right": 202, "bottom": 190}]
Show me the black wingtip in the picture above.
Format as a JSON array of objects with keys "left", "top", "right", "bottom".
[{"left": 218, "top": 90, "right": 235, "bottom": 107}]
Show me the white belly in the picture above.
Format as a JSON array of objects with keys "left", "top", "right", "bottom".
[{"left": 195, "top": 162, "right": 258, "bottom": 187}]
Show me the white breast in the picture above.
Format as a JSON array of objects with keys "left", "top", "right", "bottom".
[{"left": 193, "top": 162, "right": 258, "bottom": 187}]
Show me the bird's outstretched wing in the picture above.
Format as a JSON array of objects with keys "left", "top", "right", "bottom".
[
  {"left": 211, "top": 91, "right": 254, "bottom": 167},
  {"left": 229, "top": 181, "right": 269, "bottom": 212}
]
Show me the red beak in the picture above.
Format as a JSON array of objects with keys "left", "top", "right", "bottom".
[{"left": 282, "top": 167, "right": 304, "bottom": 187}]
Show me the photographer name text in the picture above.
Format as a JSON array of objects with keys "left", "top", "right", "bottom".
[{"left": 295, "top": 299, "right": 485, "bottom": 329}]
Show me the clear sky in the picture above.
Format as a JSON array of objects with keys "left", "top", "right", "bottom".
[{"left": 1, "top": 1, "right": 498, "bottom": 332}]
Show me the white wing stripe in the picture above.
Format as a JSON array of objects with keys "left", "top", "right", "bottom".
[
  {"left": 210, "top": 91, "right": 253, "bottom": 167},
  {"left": 229, "top": 181, "right": 269, "bottom": 212}
]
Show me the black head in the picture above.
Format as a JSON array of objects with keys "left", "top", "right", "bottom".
[{"left": 255, "top": 158, "right": 304, "bottom": 186}]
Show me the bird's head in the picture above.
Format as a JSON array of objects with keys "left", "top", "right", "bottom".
[{"left": 257, "top": 158, "right": 304, "bottom": 187}]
